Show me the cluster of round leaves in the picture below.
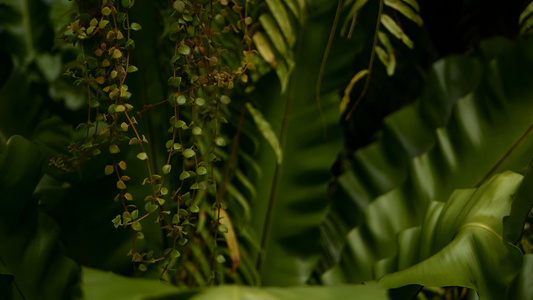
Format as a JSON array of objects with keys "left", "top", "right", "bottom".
[
  {"left": 55, "top": 0, "right": 255, "bottom": 283},
  {"left": 135, "top": 0, "right": 250, "bottom": 277},
  {"left": 53, "top": 0, "right": 141, "bottom": 171}
]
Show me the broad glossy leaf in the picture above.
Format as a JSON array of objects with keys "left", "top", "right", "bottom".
[
  {"left": 249, "top": 0, "right": 359, "bottom": 285},
  {"left": 82, "top": 267, "right": 189, "bottom": 300},
  {"left": 507, "top": 254, "right": 533, "bottom": 299},
  {"left": 190, "top": 282, "right": 389, "bottom": 300},
  {"left": 323, "top": 35, "right": 533, "bottom": 286},
  {"left": 504, "top": 159, "right": 533, "bottom": 243},
  {"left": 322, "top": 54, "right": 484, "bottom": 265},
  {"left": 379, "top": 171, "right": 524, "bottom": 299},
  {"left": 83, "top": 267, "right": 389, "bottom": 300}
]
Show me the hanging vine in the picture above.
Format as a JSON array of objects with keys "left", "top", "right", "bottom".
[{"left": 51, "top": 0, "right": 261, "bottom": 284}]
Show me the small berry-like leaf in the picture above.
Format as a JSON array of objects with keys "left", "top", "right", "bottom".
[
  {"left": 121, "top": 0, "right": 132, "bottom": 8},
  {"left": 192, "top": 127, "right": 202, "bottom": 135},
  {"left": 95, "top": 76, "right": 105, "bottom": 84},
  {"left": 170, "top": 249, "right": 181, "bottom": 258},
  {"left": 109, "top": 144, "right": 120, "bottom": 153},
  {"left": 218, "top": 224, "right": 228, "bottom": 233},
  {"left": 112, "top": 49, "right": 122, "bottom": 59},
  {"left": 214, "top": 14, "right": 225, "bottom": 25},
  {"left": 195, "top": 97, "right": 205, "bottom": 106},
  {"left": 99, "top": 20, "right": 109, "bottom": 29},
  {"left": 112, "top": 215, "right": 122, "bottom": 228},
  {"left": 160, "top": 187, "right": 169, "bottom": 195},
  {"left": 131, "top": 22, "right": 142, "bottom": 31},
  {"left": 101, "top": 7, "right": 112, "bottom": 16},
  {"left": 215, "top": 137, "right": 226, "bottom": 146},
  {"left": 178, "top": 44, "right": 191, "bottom": 56},
  {"left": 220, "top": 95, "right": 231, "bottom": 104},
  {"left": 196, "top": 166, "right": 207, "bottom": 175},
  {"left": 129, "top": 137, "right": 140, "bottom": 145},
  {"left": 125, "top": 39, "right": 135, "bottom": 49},
  {"left": 190, "top": 204, "right": 200, "bottom": 213},
  {"left": 132, "top": 221, "right": 142, "bottom": 231},
  {"left": 104, "top": 165, "right": 114, "bottom": 175},
  {"left": 179, "top": 171, "right": 190, "bottom": 180},
  {"left": 183, "top": 148, "right": 195, "bottom": 158},
  {"left": 117, "top": 180, "right": 127, "bottom": 190},
  {"left": 162, "top": 164, "right": 172, "bottom": 174}
]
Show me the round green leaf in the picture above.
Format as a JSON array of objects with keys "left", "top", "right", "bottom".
[
  {"left": 127, "top": 65, "right": 138, "bottom": 73},
  {"left": 170, "top": 249, "right": 181, "bottom": 259},
  {"left": 131, "top": 22, "right": 142, "bottom": 31},
  {"left": 117, "top": 180, "right": 127, "bottom": 190},
  {"left": 178, "top": 44, "right": 191, "bottom": 56},
  {"left": 220, "top": 95, "right": 231, "bottom": 104},
  {"left": 214, "top": 14, "right": 225, "bottom": 25},
  {"left": 179, "top": 171, "right": 190, "bottom": 180},
  {"left": 195, "top": 97, "right": 205, "bottom": 106},
  {"left": 197, "top": 166, "right": 207, "bottom": 175},
  {"left": 183, "top": 149, "right": 195, "bottom": 158},
  {"left": 192, "top": 127, "right": 202, "bottom": 135},
  {"left": 104, "top": 165, "right": 114, "bottom": 175},
  {"left": 109, "top": 144, "right": 120, "bottom": 154},
  {"left": 176, "top": 95, "right": 187, "bottom": 105},
  {"left": 132, "top": 221, "right": 142, "bottom": 231},
  {"left": 101, "top": 7, "right": 112, "bottom": 16},
  {"left": 215, "top": 137, "right": 226, "bottom": 146},
  {"left": 162, "top": 164, "right": 172, "bottom": 175}
]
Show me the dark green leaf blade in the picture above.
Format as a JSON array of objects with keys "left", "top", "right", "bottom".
[{"left": 0, "top": 136, "right": 81, "bottom": 300}]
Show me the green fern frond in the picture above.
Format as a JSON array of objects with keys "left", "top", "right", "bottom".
[
  {"left": 519, "top": 1, "right": 533, "bottom": 33},
  {"left": 341, "top": 0, "right": 421, "bottom": 76},
  {"left": 252, "top": 0, "right": 306, "bottom": 93}
]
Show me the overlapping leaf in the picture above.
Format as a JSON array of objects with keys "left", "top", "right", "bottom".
[
  {"left": 340, "top": 0, "right": 422, "bottom": 74},
  {"left": 254, "top": 0, "right": 306, "bottom": 92},
  {"left": 379, "top": 171, "right": 525, "bottom": 299},
  {"left": 321, "top": 54, "right": 485, "bottom": 266},
  {"left": 82, "top": 267, "right": 390, "bottom": 300},
  {"left": 519, "top": 1, "right": 533, "bottom": 34},
  {"left": 322, "top": 35, "right": 533, "bottom": 292},
  {"left": 0, "top": 136, "right": 81, "bottom": 300},
  {"left": 246, "top": 0, "right": 361, "bottom": 286}
]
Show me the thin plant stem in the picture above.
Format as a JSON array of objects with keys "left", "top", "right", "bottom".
[{"left": 345, "top": 0, "right": 383, "bottom": 121}]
